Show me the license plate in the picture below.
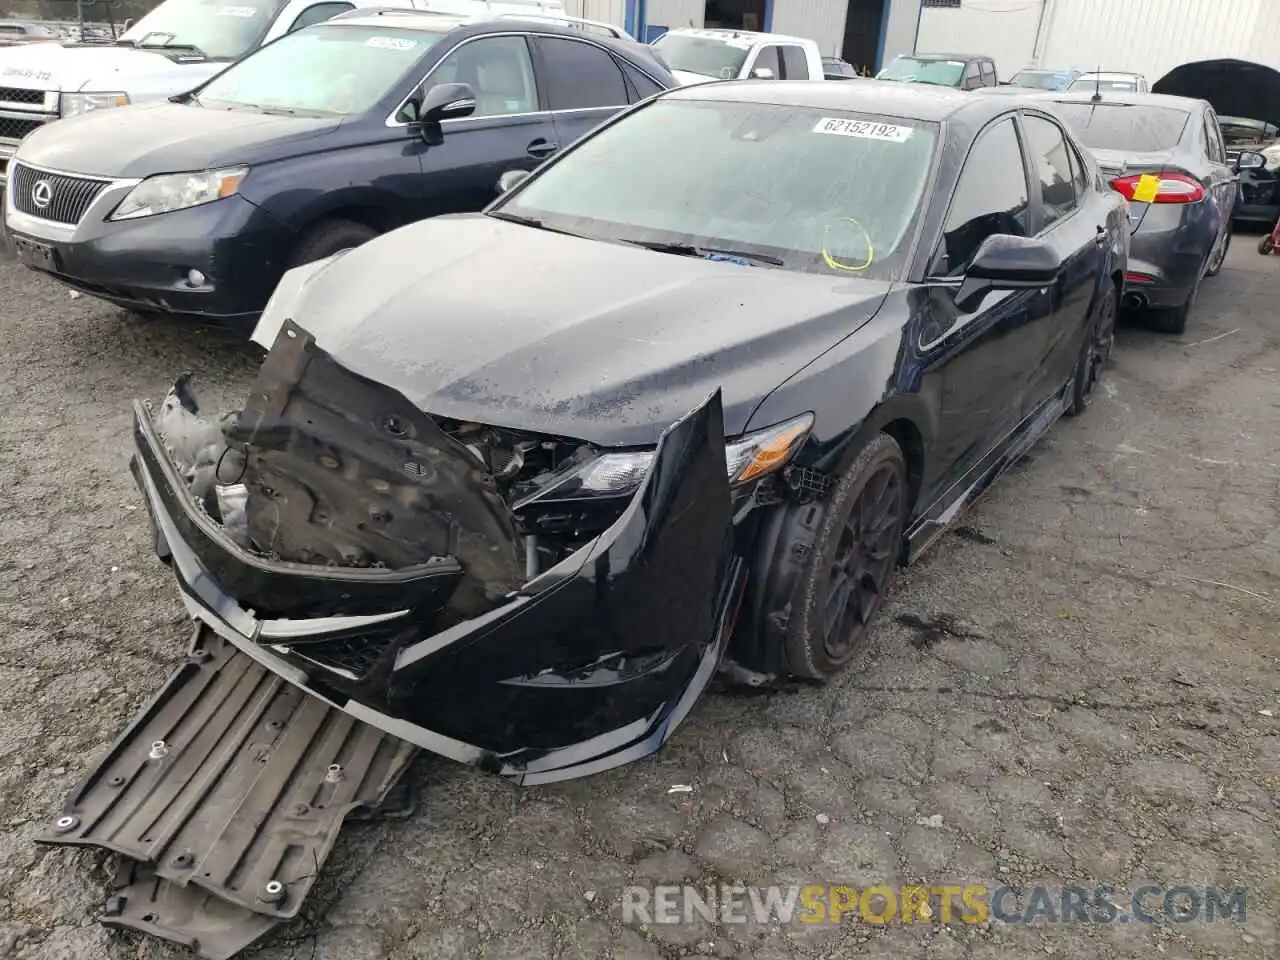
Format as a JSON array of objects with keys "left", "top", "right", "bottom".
[{"left": 11, "top": 234, "right": 60, "bottom": 270}]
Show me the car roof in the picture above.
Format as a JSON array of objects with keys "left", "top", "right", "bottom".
[
  {"left": 326, "top": 9, "right": 646, "bottom": 50},
  {"left": 1074, "top": 71, "right": 1143, "bottom": 80},
  {"left": 660, "top": 27, "right": 812, "bottom": 45},
  {"left": 1013, "top": 67, "right": 1076, "bottom": 74},
  {"left": 665, "top": 77, "right": 1016, "bottom": 123},
  {"left": 1032, "top": 89, "right": 1199, "bottom": 111},
  {"left": 905, "top": 52, "right": 988, "bottom": 63}
]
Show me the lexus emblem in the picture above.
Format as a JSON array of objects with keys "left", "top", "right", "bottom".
[{"left": 31, "top": 179, "right": 52, "bottom": 209}]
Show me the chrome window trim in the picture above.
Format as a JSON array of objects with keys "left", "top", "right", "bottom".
[{"left": 383, "top": 29, "right": 667, "bottom": 128}]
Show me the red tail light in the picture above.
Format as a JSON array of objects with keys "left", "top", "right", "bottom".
[{"left": 1110, "top": 172, "right": 1205, "bottom": 204}]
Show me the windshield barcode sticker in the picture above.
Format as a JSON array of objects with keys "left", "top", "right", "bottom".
[
  {"left": 365, "top": 36, "right": 418, "bottom": 50},
  {"left": 217, "top": 5, "right": 259, "bottom": 16},
  {"left": 813, "top": 118, "right": 913, "bottom": 142}
]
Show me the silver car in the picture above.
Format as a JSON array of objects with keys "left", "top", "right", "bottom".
[{"left": 1031, "top": 90, "right": 1263, "bottom": 333}]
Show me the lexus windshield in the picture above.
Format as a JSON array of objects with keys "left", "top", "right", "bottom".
[
  {"left": 878, "top": 56, "right": 964, "bottom": 86},
  {"left": 650, "top": 33, "right": 750, "bottom": 79},
  {"left": 117, "top": 0, "right": 286, "bottom": 60},
  {"left": 194, "top": 24, "right": 446, "bottom": 116},
  {"left": 492, "top": 99, "right": 939, "bottom": 282}
]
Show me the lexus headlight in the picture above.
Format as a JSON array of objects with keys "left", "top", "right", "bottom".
[
  {"left": 522, "top": 413, "right": 815, "bottom": 503},
  {"left": 1261, "top": 145, "right": 1280, "bottom": 170},
  {"left": 110, "top": 167, "right": 248, "bottom": 221},
  {"left": 60, "top": 91, "right": 129, "bottom": 117}
]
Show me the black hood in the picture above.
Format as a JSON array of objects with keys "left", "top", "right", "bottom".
[
  {"left": 255, "top": 215, "right": 894, "bottom": 447},
  {"left": 17, "top": 101, "right": 337, "bottom": 178},
  {"left": 1153, "top": 58, "right": 1280, "bottom": 128}
]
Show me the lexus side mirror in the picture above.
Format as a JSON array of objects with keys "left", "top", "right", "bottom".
[
  {"left": 419, "top": 82, "right": 476, "bottom": 124},
  {"left": 496, "top": 169, "right": 529, "bottom": 194},
  {"left": 955, "top": 234, "right": 1061, "bottom": 312},
  {"left": 750, "top": 67, "right": 775, "bottom": 80},
  {"left": 1235, "top": 150, "right": 1266, "bottom": 171}
]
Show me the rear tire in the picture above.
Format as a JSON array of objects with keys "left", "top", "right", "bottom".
[
  {"left": 781, "top": 433, "right": 909, "bottom": 680},
  {"left": 289, "top": 219, "right": 378, "bottom": 268},
  {"left": 1258, "top": 233, "right": 1275, "bottom": 255}
]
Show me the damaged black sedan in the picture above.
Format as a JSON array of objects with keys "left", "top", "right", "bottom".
[{"left": 129, "top": 79, "right": 1128, "bottom": 785}]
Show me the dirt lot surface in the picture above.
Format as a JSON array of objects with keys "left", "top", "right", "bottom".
[{"left": 0, "top": 241, "right": 1277, "bottom": 960}]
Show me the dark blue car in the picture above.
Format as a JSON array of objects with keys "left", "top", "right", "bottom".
[{"left": 3, "top": 9, "right": 674, "bottom": 320}]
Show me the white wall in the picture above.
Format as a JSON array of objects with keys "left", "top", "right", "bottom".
[
  {"left": 916, "top": 0, "right": 1045, "bottom": 80},
  {"left": 645, "top": 0, "right": 705, "bottom": 31},
  {"left": 1039, "top": 0, "right": 1279, "bottom": 82},
  {"left": 881, "top": 0, "right": 920, "bottom": 66},
  {"left": 770, "top": 0, "right": 849, "bottom": 57},
  {"left": 564, "top": 0, "right": 628, "bottom": 27}
]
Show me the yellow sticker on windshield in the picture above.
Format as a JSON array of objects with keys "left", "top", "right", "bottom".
[{"left": 1131, "top": 174, "right": 1161, "bottom": 203}]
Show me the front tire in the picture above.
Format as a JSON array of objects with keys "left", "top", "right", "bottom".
[
  {"left": 1205, "top": 223, "right": 1231, "bottom": 277},
  {"left": 289, "top": 219, "right": 378, "bottom": 268},
  {"left": 781, "top": 433, "right": 909, "bottom": 680},
  {"left": 1258, "top": 233, "right": 1276, "bottom": 255},
  {"left": 1067, "top": 282, "right": 1117, "bottom": 417}
]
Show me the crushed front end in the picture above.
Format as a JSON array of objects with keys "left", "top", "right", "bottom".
[{"left": 128, "top": 318, "right": 759, "bottom": 784}]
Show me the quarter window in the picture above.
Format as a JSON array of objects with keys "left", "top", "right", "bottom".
[
  {"left": 535, "top": 36, "right": 628, "bottom": 110},
  {"left": 779, "top": 45, "right": 809, "bottom": 80},
  {"left": 618, "top": 59, "right": 663, "bottom": 101},
  {"left": 1023, "top": 115, "right": 1077, "bottom": 229},
  {"left": 980, "top": 60, "right": 996, "bottom": 85},
  {"left": 937, "top": 117, "right": 1030, "bottom": 275},
  {"left": 425, "top": 36, "right": 538, "bottom": 118},
  {"left": 287, "top": 1, "right": 353, "bottom": 33},
  {"left": 963, "top": 61, "right": 981, "bottom": 88}
]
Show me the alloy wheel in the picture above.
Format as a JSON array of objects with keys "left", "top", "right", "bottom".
[{"left": 821, "top": 464, "right": 904, "bottom": 660}]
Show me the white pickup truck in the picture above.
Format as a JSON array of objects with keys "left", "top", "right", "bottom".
[
  {"left": 648, "top": 28, "right": 825, "bottom": 85},
  {"left": 0, "top": 0, "right": 625, "bottom": 184}
]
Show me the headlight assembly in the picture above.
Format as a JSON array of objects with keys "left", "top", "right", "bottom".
[
  {"left": 520, "top": 412, "right": 815, "bottom": 504},
  {"left": 110, "top": 167, "right": 248, "bottom": 221},
  {"left": 60, "top": 92, "right": 129, "bottom": 117}
]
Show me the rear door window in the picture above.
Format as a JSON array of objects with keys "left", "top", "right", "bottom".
[
  {"left": 1204, "top": 111, "right": 1226, "bottom": 162},
  {"left": 1023, "top": 115, "right": 1077, "bottom": 229},
  {"left": 937, "top": 117, "right": 1030, "bottom": 275},
  {"left": 779, "top": 45, "right": 809, "bottom": 79},
  {"left": 534, "top": 36, "right": 629, "bottom": 110},
  {"left": 1050, "top": 102, "right": 1191, "bottom": 152}
]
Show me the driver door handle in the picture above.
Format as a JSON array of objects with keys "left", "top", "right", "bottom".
[{"left": 527, "top": 138, "right": 558, "bottom": 159}]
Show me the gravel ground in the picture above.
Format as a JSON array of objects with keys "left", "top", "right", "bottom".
[{"left": 0, "top": 239, "right": 1277, "bottom": 960}]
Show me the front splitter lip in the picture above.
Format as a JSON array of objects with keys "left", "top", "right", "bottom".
[{"left": 130, "top": 391, "right": 746, "bottom": 785}]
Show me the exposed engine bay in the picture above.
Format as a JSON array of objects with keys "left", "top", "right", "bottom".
[{"left": 152, "top": 322, "right": 635, "bottom": 623}]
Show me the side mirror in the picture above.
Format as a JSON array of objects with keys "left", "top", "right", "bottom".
[
  {"left": 418, "top": 82, "right": 476, "bottom": 124},
  {"left": 749, "top": 67, "right": 775, "bottom": 80},
  {"left": 496, "top": 169, "right": 529, "bottom": 194},
  {"left": 1234, "top": 150, "right": 1266, "bottom": 171},
  {"left": 955, "top": 234, "right": 1061, "bottom": 312}
]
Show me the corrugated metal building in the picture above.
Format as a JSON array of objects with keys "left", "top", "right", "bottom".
[
  {"left": 915, "top": 0, "right": 1280, "bottom": 84},
  {"left": 564, "top": 0, "right": 924, "bottom": 68}
]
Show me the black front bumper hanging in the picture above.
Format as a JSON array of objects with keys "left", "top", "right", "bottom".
[
  {"left": 43, "top": 324, "right": 746, "bottom": 957},
  {"left": 38, "top": 626, "right": 418, "bottom": 960}
]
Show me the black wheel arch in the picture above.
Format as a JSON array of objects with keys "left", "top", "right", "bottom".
[{"left": 728, "top": 398, "right": 931, "bottom": 676}]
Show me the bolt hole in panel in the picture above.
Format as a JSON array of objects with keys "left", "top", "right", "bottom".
[{"left": 39, "top": 624, "right": 418, "bottom": 948}]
